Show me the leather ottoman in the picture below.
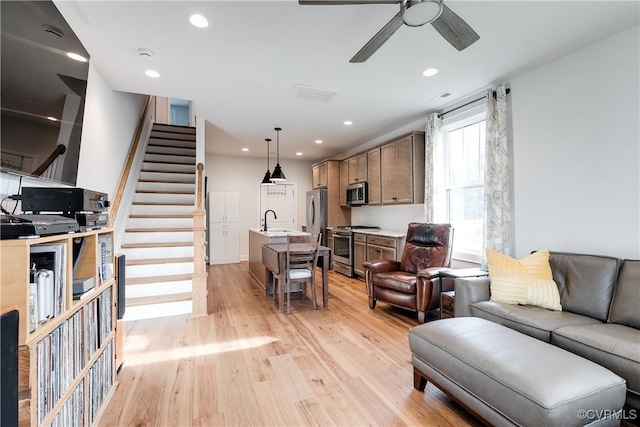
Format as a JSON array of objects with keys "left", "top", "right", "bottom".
[{"left": 409, "top": 317, "right": 626, "bottom": 426}]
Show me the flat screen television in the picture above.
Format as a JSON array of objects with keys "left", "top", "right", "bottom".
[{"left": 1, "top": 0, "right": 90, "bottom": 186}]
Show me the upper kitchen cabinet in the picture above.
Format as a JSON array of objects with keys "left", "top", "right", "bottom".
[
  {"left": 347, "top": 153, "right": 367, "bottom": 184},
  {"left": 367, "top": 147, "right": 381, "bottom": 205},
  {"left": 340, "top": 160, "right": 348, "bottom": 207},
  {"left": 210, "top": 191, "right": 240, "bottom": 223},
  {"left": 311, "top": 160, "right": 350, "bottom": 226},
  {"left": 381, "top": 132, "right": 425, "bottom": 205},
  {"left": 312, "top": 161, "right": 328, "bottom": 189}
]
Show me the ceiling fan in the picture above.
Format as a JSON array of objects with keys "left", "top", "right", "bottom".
[{"left": 299, "top": 0, "right": 480, "bottom": 63}]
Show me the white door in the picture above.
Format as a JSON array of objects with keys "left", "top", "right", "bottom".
[{"left": 259, "top": 183, "right": 297, "bottom": 231}]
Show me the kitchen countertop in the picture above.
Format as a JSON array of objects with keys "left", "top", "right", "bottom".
[
  {"left": 249, "top": 228, "right": 310, "bottom": 237},
  {"left": 326, "top": 227, "right": 405, "bottom": 238}
]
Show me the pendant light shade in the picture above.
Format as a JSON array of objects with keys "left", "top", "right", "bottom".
[
  {"left": 261, "top": 138, "right": 275, "bottom": 185},
  {"left": 270, "top": 127, "right": 286, "bottom": 181}
]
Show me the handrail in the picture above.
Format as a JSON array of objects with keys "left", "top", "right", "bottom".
[
  {"left": 109, "top": 95, "right": 153, "bottom": 227},
  {"left": 32, "top": 144, "right": 66, "bottom": 176}
]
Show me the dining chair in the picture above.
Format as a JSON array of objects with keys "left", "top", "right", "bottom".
[{"left": 274, "top": 233, "right": 321, "bottom": 314}]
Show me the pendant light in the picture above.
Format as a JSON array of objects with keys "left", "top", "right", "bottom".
[
  {"left": 261, "top": 138, "right": 275, "bottom": 185},
  {"left": 270, "top": 127, "right": 286, "bottom": 182}
]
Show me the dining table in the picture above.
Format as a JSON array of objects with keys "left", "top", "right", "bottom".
[{"left": 261, "top": 242, "right": 332, "bottom": 313}]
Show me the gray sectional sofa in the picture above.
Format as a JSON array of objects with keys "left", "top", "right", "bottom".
[{"left": 454, "top": 251, "right": 640, "bottom": 412}]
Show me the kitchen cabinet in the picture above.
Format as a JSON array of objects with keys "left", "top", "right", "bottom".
[
  {"left": 367, "top": 147, "right": 381, "bottom": 205},
  {"left": 339, "top": 160, "right": 348, "bottom": 207},
  {"left": 348, "top": 153, "right": 367, "bottom": 184},
  {"left": 209, "top": 191, "right": 240, "bottom": 264},
  {"left": 381, "top": 132, "right": 425, "bottom": 205},
  {"left": 353, "top": 233, "right": 367, "bottom": 277},
  {"left": 312, "top": 162, "right": 328, "bottom": 189},
  {"left": 210, "top": 191, "right": 240, "bottom": 223},
  {"left": 210, "top": 224, "right": 240, "bottom": 265},
  {"left": 366, "top": 235, "right": 398, "bottom": 264},
  {"left": 311, "top": 160, "right": 350, "bottom": 226}
]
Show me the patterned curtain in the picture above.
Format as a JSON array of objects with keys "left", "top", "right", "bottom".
[
  {"left": 484, "top": 86, "right": 512, "bottom": 257},
  {"left": 424, "top": 113, "right": 443, "bottom": 222}
]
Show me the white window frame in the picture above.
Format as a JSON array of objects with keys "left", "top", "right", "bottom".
[{"left": 441, "top": 110, "right": 486, "bottom": 263}]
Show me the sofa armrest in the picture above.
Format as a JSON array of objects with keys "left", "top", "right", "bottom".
[
  {"left": 416, "top": 267, "right": 453, "bottom": 281},
  {"left": 454, "top": 276, "right": 491, "bottom": 317}
]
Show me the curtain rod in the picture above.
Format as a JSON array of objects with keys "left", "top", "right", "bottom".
[{"left": 438, "top": 88, "right": 511, "bottom": 119}]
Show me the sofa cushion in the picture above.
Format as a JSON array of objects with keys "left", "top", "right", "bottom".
[
  {"left": 608, "top": 260, "right": 640, "bottom": 328},
  {"left": 470, "top": 300, "right": 600, "bottom": 342},
  {"left": 552, "top": 323, "right": 640, "bottom": 395},
  {"left": 549, "top": 252, "right": 622, "bottom": 321},
  {"left": 486, "top": 249, "right": 555, "bottom": 306}
]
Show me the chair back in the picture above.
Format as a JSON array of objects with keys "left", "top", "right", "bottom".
[
  {"left": 400, "top": 223, "right": 454, "bottom": 273},
  {"left": 286, "top": 233, "right": 321, "bottom": 277}
]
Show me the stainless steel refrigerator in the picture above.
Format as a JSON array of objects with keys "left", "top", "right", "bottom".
[{"left": 306, "top": 188, "right": 328, "bottom": 246}]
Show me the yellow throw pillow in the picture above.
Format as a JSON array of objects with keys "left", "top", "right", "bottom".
[
  {"left": 486, "top": 249, "right": 557, "bottom": 307},
  {"left": 528, "top": 279, "right": 562, "bottom": 311}
]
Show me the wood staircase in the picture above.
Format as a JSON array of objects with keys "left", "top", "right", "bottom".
[{"left": 121, "top": 123, "right": 197, "bottom": 310}]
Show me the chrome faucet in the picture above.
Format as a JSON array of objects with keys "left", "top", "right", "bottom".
[{"left": 263, "top": 210, "right": 277, "bottom": 232}]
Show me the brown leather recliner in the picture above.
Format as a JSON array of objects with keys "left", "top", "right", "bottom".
[{"left": 363, "top": 222, "right": 454, "bottom": 323}]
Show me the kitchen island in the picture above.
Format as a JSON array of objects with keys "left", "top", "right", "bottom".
[{"left": 248, "top": 228, "right": 309, "bottom": 294}]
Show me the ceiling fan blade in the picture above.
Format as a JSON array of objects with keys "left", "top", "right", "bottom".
[
  {"left": 299, "top": 1, "right": 398, "bottom": 5},
  {"left": 350, "top": 11, "right": 403, "bottom": 63},
  {"left": 430, "top": 4, "right": 479, "bottom": 51}
]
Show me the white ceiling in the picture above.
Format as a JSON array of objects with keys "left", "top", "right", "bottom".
[{"left": 53, "top": 1, "right": 639, "bottom": 162}]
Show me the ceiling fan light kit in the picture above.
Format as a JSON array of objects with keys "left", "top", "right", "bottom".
[{"left": 402, "top": 0, "right": 443, "bottom": 27}]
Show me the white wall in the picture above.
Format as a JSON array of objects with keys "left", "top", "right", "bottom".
[
  {"left": 205, "top": 152, "right": 314, "bottom": 260},
  {"left": 76, "top": 63, "right": 147, "bottom": 198},
  {"left": 510, "top": 25, "right": 639, "bottom": 259}
]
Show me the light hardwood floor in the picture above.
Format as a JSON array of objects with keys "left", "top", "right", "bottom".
[{"left": 97, "top": 262, "right": 479, "bottom": 426}]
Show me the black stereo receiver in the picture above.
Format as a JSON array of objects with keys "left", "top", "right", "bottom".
[{"left": 21, "top": 187, "right": 110, "bottom": 214}]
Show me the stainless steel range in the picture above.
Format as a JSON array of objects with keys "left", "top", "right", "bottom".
[{"left": 332, "top": 226, "right": 380, "bottom": 277}]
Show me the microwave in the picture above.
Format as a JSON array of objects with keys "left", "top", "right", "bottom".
[{"left": 346, "top": 182, "right": 368, "bottom": 206}]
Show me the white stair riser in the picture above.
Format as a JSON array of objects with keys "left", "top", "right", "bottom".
[
  {"left": 142, "top": 162, "right": 195, "bottom": 173},
  {"left": 149, "top": 133, "right": 196, "bottom": 142},
  {"left": 127, "top": 262, "right": 194, "bottom": 278},
  {"left": 139, "top": 170, "right": 195, "bottom": 180},
  {"left": 123, "top": 232, "right": 193, "bottom": 244},
  {"left": 123, "top": 300, "right": 192, "bottom": 321},
  {"left": 127, "top": 217, "right": 194, "bottom": 228},
  {"left": 147, "top": 146, "right": 196, "bottom": 156},
  {"left": 136, "top": 182, "right": 195, "bottom": 193},
  {"left": 134, "top": 193, "right": 194, "bottom": 204},
  {"left": 122, "top": 246, "right": 194, "bottom": 259},
  {"left": 126, "top": 280, "right": 193, "bottom": 299},
  {"left": 131, "top": 205, "right": 194, "bottom": 215}
]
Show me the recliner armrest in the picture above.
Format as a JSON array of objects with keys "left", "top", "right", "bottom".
[
  {"left": 454, "top": 277, "right": 491, "bottom": 317},
  {"left": 363, "top": 259, "right": 401, "bottom": 275},
  {"left": 416, "top": 267, "right": 453, "bottom": 281}
]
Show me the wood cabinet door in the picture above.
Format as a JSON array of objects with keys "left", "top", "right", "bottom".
[
  {"left": 312, "top": 165, "right": 320, "bottom": 189},
  {"left": 395, "top": 136, "right": 414, "bottom": 203},
  {"left": 319, "top": 162, "right": 328, "bottom": 187},
  {"left": 366, "top": 244, "right": 396, "bottom": 262},
  {"left": 348, "top": 157, "right": 358, "bottom": 184},
  {"left": 354, "top": 241, "right": 366, "bottom": 276},
  {"left": 340, "top": 160, "right": 348, "bottom": 206},
  {"left": 381, "top": 143, "right": 397, "bottom": 204},
  {"left": 356, "top": 154, "right": 368, "bottom": 183},
  {"left": 367, "top": 148, "right": 381, "bottom": 205}
]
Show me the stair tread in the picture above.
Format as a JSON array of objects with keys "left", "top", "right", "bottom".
[
  {"left": 136, "top": 190, "right": 195, "bottom": 194},
  {"left": 137, "top": 180, "right": 195, "bottom": 185},
  {"left": 126, "top": 292, "right": 192, "bottom": 306},
  {"left": 127, "top": 257, "right": 194, "bottom": 266},
  {"left": 126, "top": 274, "right": 193, "bottom": 285},
  {"left": 132, "top": 201, "right": 193, "bottom": 206},
  {"left": 121, "top": 242, "right": 193, "bottom": 248},
  {"left": 143, "top": 159, "right": 195, "bottom": 165},
  {"left": 125, "top": 227, "right": 194, "bottom": 232},
  {"left": 129, "top": 214, "right": 193, "bottom": 219},
  {"left": 140, "top": 169, "right": 195, "bottom": 175}
]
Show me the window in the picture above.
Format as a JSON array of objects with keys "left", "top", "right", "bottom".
[{"left": 442, "top": 115, "right": 486, "bottom": 262}]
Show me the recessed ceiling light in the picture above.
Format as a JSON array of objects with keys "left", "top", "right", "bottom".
[
  {"left": 422, "top": 68, "right": 439, "bottom": 77},
  {"left": 189, "top": 14, "right": 209, "bottom": 28},
  {"left": 145, "top": 70, "right": 160, "bottom": 78},
  {"left": 67, "top": 52, "right": 88, "bottom": 63},
  {"left": 343, "top": 121, "right": 353, "bottom": 126},
  {"left": 241, "top": 148, "right": 249, "bottom": 152},
  {"left": 315, "top": 139, "right": 323, "bottom": 144},
  {"left": 47, "top": 116, "right": 57, "bottom": 121},
  {"left": 296, "top": 152, "right": 303, "bottom": 156}
]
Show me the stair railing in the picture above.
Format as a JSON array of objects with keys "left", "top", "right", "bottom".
[
  {"left": 109, "top": 95, "right": 154, "bottom": 228},
  {"left": 192, "top": 162, "right": 208, "bottom": 317},
  {"left": 32, "top": 144, "right": 66, "bottom": 179}
]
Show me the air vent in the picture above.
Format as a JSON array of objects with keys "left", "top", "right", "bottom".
[
  {"left": 429, "top": 92, "right": 452, "bottom": 101},
  {"left": 289, "top": 84, "right": 339, "bottom": 103}
]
